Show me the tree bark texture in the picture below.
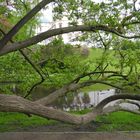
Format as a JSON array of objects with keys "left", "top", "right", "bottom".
[{"left": 0, "top": 93, "right": 140, "bottom": 124}]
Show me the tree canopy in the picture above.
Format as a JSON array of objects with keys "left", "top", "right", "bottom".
[{"left": 0, "top": 0, "right": 140, "bottom": 124}]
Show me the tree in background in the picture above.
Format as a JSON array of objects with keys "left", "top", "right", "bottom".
[{"left": 0, "top": 0, "right": 140, "bottom": 124}]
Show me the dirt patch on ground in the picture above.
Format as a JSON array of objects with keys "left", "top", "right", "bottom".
[
  {"left": 16, "top": 122, "right": 101, "bottom": 132},
  {"left": 0, "top": 132, "right": 140, "bottom": 140}
]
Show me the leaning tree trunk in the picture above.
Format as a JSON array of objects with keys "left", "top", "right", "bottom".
[{"left": 0, "top": 94, "right": 140, "bottom": 124}]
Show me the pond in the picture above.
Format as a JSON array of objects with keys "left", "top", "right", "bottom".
[
  {"left": 52, "top": 89, "right": 139, "bottom": 111},
  {"left": 31, "top": 87, "right": 140, "bottom": 111}
]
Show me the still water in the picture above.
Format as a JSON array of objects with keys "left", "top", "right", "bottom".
[
  {"left": 53, "top": 89, "right": 140, "bottom": 111},
  {"left": 31, "top": 87, "right": 140, "bottom": 111}
]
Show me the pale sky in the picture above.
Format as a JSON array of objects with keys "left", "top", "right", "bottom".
[
  {"left": 38, "top": 0, "right": 140, "bottom": 45},
  {"left": 41, "top": 0, "right": 140, "bottom": 23}
]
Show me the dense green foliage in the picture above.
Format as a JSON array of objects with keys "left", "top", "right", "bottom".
[
  {"left": 0, "top": 38, "right": 91, "bottom": 95},
  {"left": 1, "top": 0, "right": 140, "bottom": 95},
  {"left": 0, "top": 0, "right": 38, "bottom": 40},
  {"left": 0, "top": 0, "right": 140, "bottom": 131}
]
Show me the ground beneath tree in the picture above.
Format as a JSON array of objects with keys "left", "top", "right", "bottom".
[
  {"left": 8, "top": 121, "right": 140, "bottom": 132},
  {"left": 0, "top": 132, "right": 140, "bottom": 140},
  {"left": 1, "top": 122, "right": 140, "bottom": 140},
  {"left": 15, "top": 122, "right": 101, "bottom": 132}
]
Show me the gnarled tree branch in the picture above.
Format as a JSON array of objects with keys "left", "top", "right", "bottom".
[
  {"left": 0, "top": 94, "right": 139, "bottom": 124},
  {"left": 1, "top": 25, "right": 140, "bottom": 56},
  {"left": 96, "top": 94, "right": 140, "bottom": 111}
]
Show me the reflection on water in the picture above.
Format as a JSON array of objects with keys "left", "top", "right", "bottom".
[
  {"left": 52, "top": 89, "right": 140, "bottom": 111},
  {"left": 52, "top": 89, "right": 117, "bottom": 111},
  {"left": 31, "top": 87, "right": 140, "bottom": 111}
]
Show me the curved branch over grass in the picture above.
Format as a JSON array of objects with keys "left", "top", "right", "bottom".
[
  {"left": 96, "top": 94, "right": 140, "bottom": 111},
  {"left": 1, "top": 24, "right": 140, "bottom": 56},
  {"left": 0, "top": 94, "right": 139, "bottom": 124}
]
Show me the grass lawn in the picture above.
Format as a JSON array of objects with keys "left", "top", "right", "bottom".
[
  {"left": 0, "top": 111, "right": 140, "bottom": 132},
  {"left": 80, "top": 83, "right": 111, "bottom": 92},
  {"left": 95, "top": 111, "right": 140, "bottom": 131},
  {"left": 0, "top": 112, "right": 57, "bottom": 132}
]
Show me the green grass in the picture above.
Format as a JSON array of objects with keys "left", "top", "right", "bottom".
[
  {"left": 0, "top": 111, "right": 140, "bottom": 132},
  {"left": 70, "top": 108, "right": 92, "bottom": 115},
  {"left": 71, "top": 110, "right": 140, "bottom": 131},
  {"left": 95, "top": 111, "right": 140, "bottom": 131},
  {"left": 0, "top": 112, "right": 58, "bottom": 132},
  {"left": 81, "top": 84, "right": 111, "bottom": 92},
  {"left": 88, "top": 48, "right": 104, "bottom": 60}
]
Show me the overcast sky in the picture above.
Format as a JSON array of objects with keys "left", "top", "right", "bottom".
[{"left": 40, "top": 0, "right": 140, "bottom": 23}]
